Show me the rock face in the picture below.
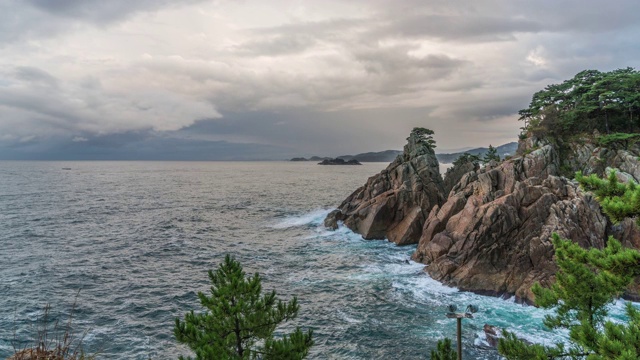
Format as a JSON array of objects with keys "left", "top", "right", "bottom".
[
  {"left": 324, "top": 129, "right": 446, "bottom": 245},
  {"left": 413, "top": 143, "right": 607, "bottom": 302}
]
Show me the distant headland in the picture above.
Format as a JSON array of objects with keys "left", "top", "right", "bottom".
[{"left": 290, "top": 143, "right": 517, "bottom": 164}]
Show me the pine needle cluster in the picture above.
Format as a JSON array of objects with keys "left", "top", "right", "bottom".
[{"left": 576, "top": 170, "right": 640, "bottom": 225}]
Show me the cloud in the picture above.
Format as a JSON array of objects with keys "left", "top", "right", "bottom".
[
  {"left": 376, "top": 13, "right": 542, "bottom": 42},
  {"left": 25, "top": 0, "right": 203, "bottom": 23},
  {"left": 234, "top": 34, "right": 318, "bottom": 57},
  {"left": 0, "top": 0, "right": 206, "bottom": 46},
  {"left": 0, "top": 0, "right": 639, "bottom": 159},
  {"left": 0, "top": 65, "right": 220, "bottom": 142}
]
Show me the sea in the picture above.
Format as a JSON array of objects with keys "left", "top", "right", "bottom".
[{"left": 0, "top": 161, "right": 630, "bottom": 359}]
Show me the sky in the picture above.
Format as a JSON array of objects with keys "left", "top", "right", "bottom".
[{"left": 1, "top": 0, "right": 639, "bottom": 160}]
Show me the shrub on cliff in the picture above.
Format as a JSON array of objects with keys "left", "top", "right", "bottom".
[
  {"left": 174, "top": 255, "right": 313, "bottom": 360},
  {"left": 498, "top": 233, "right": 640, "bottom": 359}
]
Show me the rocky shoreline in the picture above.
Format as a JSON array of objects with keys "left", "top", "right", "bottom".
[{"left": 325, "top": 128, "right": 640, "bottom": 304}]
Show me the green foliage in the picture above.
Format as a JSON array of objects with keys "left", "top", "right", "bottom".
[
  {"left": 596, "top": 132, "right": 640, "bottom": 148},
  {"left": 411, "top": 127, "right": 437, "bottom": 148},
  {"left": 497, "top": 331, "right": 570, "bottom": 360},
  {"left": 519, "top": 68, "right": 640, "bottom": 140},
  {"left": 595, "top": 302, "right": 640, "bottom": 359},
  {"left": 482, "top": 145, "right": 500, "bottom": 164},
  {"left": 174, "top": 255, "right": 313, "bottom": 360},
  {"left": 429, "top": 338, "right": 457, "bottom": 360},
  {"left": 498, "top": 234, "right": 640, "bottom": 360},
  {"left": 576, "top": 170, "right": 640, "bottom": 225},
  {"left": 452, "top": 152, "right": 481, "bottom": 167}
]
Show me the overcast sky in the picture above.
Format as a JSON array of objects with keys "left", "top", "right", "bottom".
[{"left": 1, "top": 0, "right": 639, "bottom": 160}]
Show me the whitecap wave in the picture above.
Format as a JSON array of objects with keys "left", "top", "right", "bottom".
[{"left": 271, "top": 209, "right": 333, "bottom": 229}]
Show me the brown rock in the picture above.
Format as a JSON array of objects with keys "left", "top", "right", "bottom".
[
  {"left": 413, "top": 144, "right": 608, "bottom": 303},
  {"left": 325, "top": 128, "right": 446, "bottom": 245},
  {"left": 484, "top": 324, "right": 500, "bottom": 348},
  {"left": 324, "top": 209, "right": 344, "bottom": 230}
]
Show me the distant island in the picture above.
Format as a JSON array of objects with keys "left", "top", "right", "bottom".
[
  {"left": 318, "top": 158, "right": 362, "bottom": 165},
  {"left": 290, "top": 142, "right": 518, "bottom": 164}
]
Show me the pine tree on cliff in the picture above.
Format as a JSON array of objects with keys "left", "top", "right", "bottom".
[
  {"left": 412, "top": 127, "right": 437, "bottom": 149},
  {"left": 576, "top": 170, "right": 640, "bottom": 225},
  {"left": 174, "top": 255, "right": 313, "bottom": 360},
  {"left": 498, "top": 233, "right": 640, "bottom": 359},
  {"left": 482, "top": 145, "right": 500, "bottom": 164}
]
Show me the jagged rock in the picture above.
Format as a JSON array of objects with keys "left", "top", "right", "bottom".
[
  {"left": 563, "top": 140, "right": 640, "bottom": 181},
  {"left": 324, "top": 209, "right": 344, "bottom": 230},
  {"left": 483, "top": 324, "right": 500, "bottom": 348},
  {"left": 325, "top": 129, "right": 446, "bottom": 245},
  {"left": 443, "top": 160, "right": 478, "bottom": 194},
  {"left": 413, "top": 145, "right": 607, "bottom": 303}
]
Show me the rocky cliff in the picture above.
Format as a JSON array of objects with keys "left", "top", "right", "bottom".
[
  {"left": 413, "top": 142, "right": 608, "bottom": 302},
  {"left": 324, "top": 128, "right": 446, "bottom": 245},
  {"left": 327, "top": 131, "right": 640, "bottom": 304}
]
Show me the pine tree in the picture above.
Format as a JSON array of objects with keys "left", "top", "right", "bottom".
[
  {"left": 498, "top": 234, "right": 640, "bottom": 359},
  {"left": 174, "top": 255, "right": 313, "bottom": 360},
  {"left": 453, "top": 152, "right": 481, "bottom": 167},
  {"left": 429, "top": 338, "right": 457, "bottom": 360},
  {"left": 576, "top": 170, "right": 640, "bottom": 225},
  {"left": 412, "top": 127, "right": 437, "bottom": 149},
  {"left": 482, "top": 145, "right": 500, "bottom": 164}
]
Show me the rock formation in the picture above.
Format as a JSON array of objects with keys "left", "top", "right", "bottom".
[
  {"left": 324, "top": 128, "right": 446, "bottom": 245},
  {"left": 412, "top": 142, "right": 608, "bottom": 302},
  {"left": 327, "top": 128, "right": 640, "bottom": 304}
]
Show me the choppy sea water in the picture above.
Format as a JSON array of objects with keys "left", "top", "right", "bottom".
[{"left": 0, "top": 161, "right": 631, "bottom": 359}]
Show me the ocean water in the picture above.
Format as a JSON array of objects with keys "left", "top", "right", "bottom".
[{"left": 0, "top": 161, "right": 629, "bottom": 359}]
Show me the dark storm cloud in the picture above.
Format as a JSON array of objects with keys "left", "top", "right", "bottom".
[
  {"left": 377, "top": 14, "right": 542, "bottom": 42},
  {"left": 13, "top": 66, "right": 60, "bottom": 88},
  {"left": 177, "top": 107, "right": 443, "bottom": 157},
  {"left": 0, "top": 0, "right": 205, "bottom": 45},
  {"left": 0, "top": 130, "right": 296, "bottom": 161},
  {"left": 354, "top": 47, "right": 466, "bottom": 75},
  {"left": 26, "top": 0, "right": 205, "bottom": 24}
]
